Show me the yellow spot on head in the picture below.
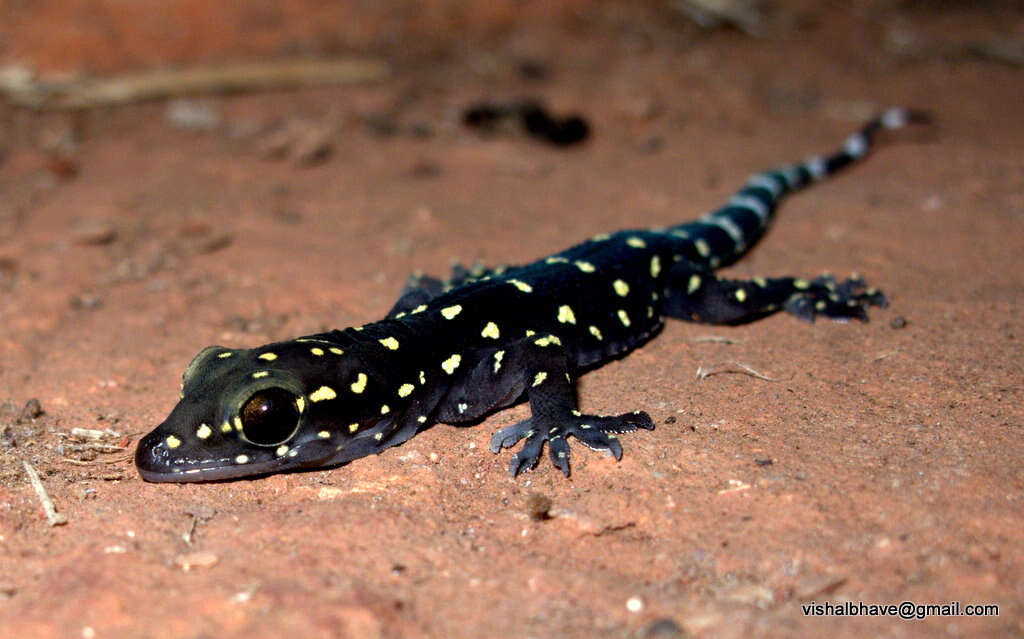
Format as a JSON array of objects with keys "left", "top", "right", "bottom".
[
  {"left": 310, "top": 386, "right": 337, "bottom": 402},
  {"left": 588, "top": 325, "right": 603, "bottom": 340},
  {"left": 481, "top": 322, "right": 500, "bottom": 339},
  {"left": 687, "top": 274, "right": 702, "bottom": 294},
  {"left": 350, "top": 372, "right": 368, "bottom": 393},
  {"left": 235, "top": 455, "right": 249, "bottom": 464},
  {"left": 296, "top": 397, "right": 305, "bottom": 413},
  {"left": 493, "top": 350, "right": 504, "bottom": 373},
  {"left": 650, "top": 255, "right": 661, "bottom": 278},
  {"left": 318, "top": 430, "right": 330, "bottom": 439},
  {"left": 613, "top": 279, "right": 629, "bottom": 297},
  {"left": 694, "top": 238, "right": 710, "bottom": 258},
  {"left": 419, "top": 370, "right": 426, "bottom": 384},
  {"left": 398, "top": 383, "right": 415, "bottom": 397},
  {"left": 412, "top": 304, "right": 427, "bottom": 314},
  {"left": 509, "top": 279, "right": 533, "bottom": 293},
  {"left": 258, "top": 352, "right": 277, "bottom": 361},
  {"left": 532, "top": 371, "right": 548, "bottom": 387},
  {"left": 165, "top": 435, "right": 181, "bottom": 449},
  {"left": 525, "top": 329, "right": 536, "bottom": 337},
  {"left": 618, "top": 309, "right": 631, "bottom": 327},
  {"left": 417, "top": 415, "right": 427, "bottom": 424},
  {"left": 591, "top": 232, "right": 611, "bottom": 241},
  {"left": 626, "top": 236, "right": 646, "bottom": 248},
  {"left": 234, "top": 416, "right": 243, "bottom": 431},
  {"left": 329, "top": 347, "right": 343, "bottom": 355},
  {"left": 574, "top": 260, "right": 595, "bottom": 273},
  {"left": 196, "top": 424, "right": 212, "bottom": 440},
  {"left": 374, "top": 432, "right": 384, "bottom": 441},
  {"left": 348, "top": 423, "right": 360, "bottom": 433},
  {"left": 221, "top": 421, "right": 233, "bottom": 433},
  {"left": 380, "top": 404, "right": 390, "bottom": 415},
  {"left": 276, "top": 445, "right": 289, "bottom": 457},
  {"left": 442, "top": 354, "right": 462, "bottom": 375},
  {"left": 734, "top": 288, "right": 748, "bottom": 302},
  {"left": 217, "top": 352, "right": 233, "bottom": 359},
  {"left": 379, "top": 336, "right": 400, "bottom": 350},
  {"left": 545, "top": 256, "right": 569, "bottom": 264},
  {"left": 440, "top": 305, "right": 463, "bottom": 320},
  {"left": 252, "top": 371, "right": 269, "bottom": 379},
  {"left": 753, "top": 277, "right": 767, "bottom": 287},
  {"left": 557, "top": 305, "right": 576, "bottom": 325},
  {"left": 794, "top": 278, "right": 810, "bottom": 290},
  {"left": 310, "top": 347, "right": 324, "bottom": 356}
]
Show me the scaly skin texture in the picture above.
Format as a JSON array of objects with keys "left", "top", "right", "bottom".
[{"left": 136, "top": 109, "right": 925, "bottom": 482}]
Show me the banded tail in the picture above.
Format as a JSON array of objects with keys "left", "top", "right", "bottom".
[{"left": 673, "top": 107, "right": 930, "bottom": 268}]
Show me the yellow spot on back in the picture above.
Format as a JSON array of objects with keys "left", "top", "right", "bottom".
[
  {"left": 348, "top": 423, "right": 360, "bottom": 433},
  {"left": 694, "top": 238, "right": 710, "bottom": 258},
  {"left": 196, "top": 424, "right": 212, "bottom": 440},
  {"left": 258, "top": 352, "right": 277, "bottom": 361},
  {"left": 221, "top": 421, "right": 233, "bottom": 433},
  {"left": 253, "top": 371, "right": 269, "bottom": 379},
  {"left": 318, "top": 430, "right": 330, "bottom": 439},
  {"left": 557, "top": 305, "right": 576, "bottom": 324},
  {"left": 687, "top": 274, "right": 702, "bottom": 294},
  {"left": 481, "top": 322, "right": 500, "bottom": 339},
  {"left": 753, "top": 276, "right": 767, "bottom": 287},
  {"left": 534, "top": 335, "right": 562, "bottom": 347},
  {"left": 440, "top": 305, "right": 463, "bottom": 320},
  {"left": 310, "top": 347, "right": 325, "bottom": 356},
  {"left": 378, "top": 336, "right": 400, "bottom": 350},
  {"left": 419, "top": 370, "right": 426, "bottom": 384},
  {"left": 591, "top": 232, "right": 611, "bottom": 241},
  {"left": 545, "top": 256, "right": 569, "bottom": 264},
  {"left": 329, "top": 347, "right": 343, "bottom": 355},
  {"left": 493, "top": 350, "right": 505, "bottom": 373},
  {"left": 626, "top": 236, "right": 646, "bottom": 248},
  {"left": 574, "top": 260, "right": 595, "bottom": 273},
  {"left": 650, "top": 255, "right": 661, "bottom": 278},
  {"left": 613, "top": 279, "right": 629, "bottom": 297},
  {"left": 417, "top": 415, "right": 428, "bottom": 424},
  {"left": 735, "top": 288, "right": 748, "bottom": 302},
  {"left": 165, "top": 435, "right": 181, "bottom": 449},
  {"left": 350, "top": 373, "right": 368, "bottom": 394},
  {"left": 532, "top": 371, "right": 548, "bottom": 387},
  {"left": 380, "top": 405, "right": 390, "bottom": 415},
  {"left": 235, "top": 455, "right": 249, "bottom": 464},
  {"left": 217, "top": 352, "right": 233, "bottom": 359},
  {"left": 509, "top": 279, "right": 533, "bottom": 293},
  {"left": 794, "top": 278, "right": 810, "bottom": 290},
  {"left": 398, "top": 383, "right": 415, "bottom": 397},
  {"left": 412, "top": 304, "right": 428, "bottom": 314},
  {"left": 310, "top": 386, "right": 337, "bottom": 402},
  {"left": 618, "top": 309, "right": 631, "bottom": 327},
  {"left": 442, "top": 354, "right": 461, "bottom": 375},
  {"left": 588, "top": 325, "right": 603, "bottom": 340},
  {"left": 276, "top": 445, "right": 289, "bottom": 457},
  {"left": 525, "top": 329, "right": 536, "bottom": 337}
]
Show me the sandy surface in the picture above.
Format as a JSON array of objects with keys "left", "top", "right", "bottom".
[{"left": 1, "top": 2, "right": 1021, "bottom": 638}]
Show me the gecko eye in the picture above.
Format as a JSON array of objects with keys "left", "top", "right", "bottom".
[{"left": 239, "top": 388, "right": 301, "bottom": 446}]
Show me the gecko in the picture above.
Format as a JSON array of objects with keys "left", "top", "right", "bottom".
[{"left": 136, "top": 108, "right": 925, "bottom": 482}]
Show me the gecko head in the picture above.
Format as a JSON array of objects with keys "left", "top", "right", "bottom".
[{"left": 135, "top": 342, "right": 389, "bottom": 482}]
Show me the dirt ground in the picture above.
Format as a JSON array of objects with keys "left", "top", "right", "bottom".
[{"left": 0, "top": 2, "right": 1021, "bottom": 638}]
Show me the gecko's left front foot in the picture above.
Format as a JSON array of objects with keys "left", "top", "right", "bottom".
[{"left": 490, "top": 410, "right": 655, "bottom": 477}]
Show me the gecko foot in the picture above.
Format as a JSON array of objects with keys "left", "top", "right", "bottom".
[{"left": 489, "top": 410, "right": 654, "bottom": 477}]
